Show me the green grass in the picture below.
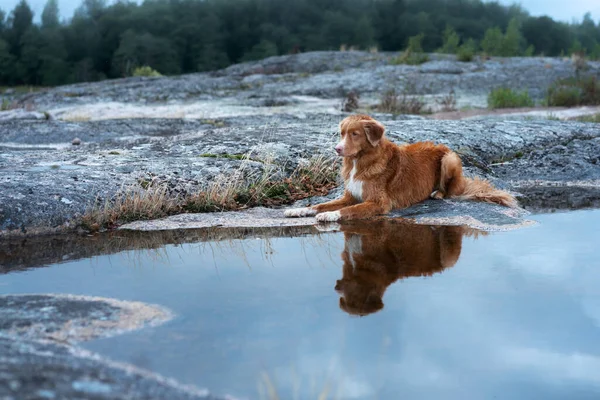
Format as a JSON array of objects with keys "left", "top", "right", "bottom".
[
  {"left": 199, "top": 153, "right": 247, "bottom": 161},
  {"left": 132, "top": 66, "right": 162, "bottom": 77},
  {"left": 390, "top": 50, "right": 429, "bottom": 65},
  {"left": 488, "top": 88, "right": 534, "bottom": 109},
  {"left": 390, "top": 34, "right": 430, "bottom": 65},
  {"left": 573, "top": 113, "right": 600, "bottom": 123},
  {"left": 200, "top": 119, "right": 226, "bottom": 128},
  {"left": 0, "top": 85, "right": 43, "bottom": 95},
  {"left": 1, "top": 99, "right": 11, "bottom": 111}
]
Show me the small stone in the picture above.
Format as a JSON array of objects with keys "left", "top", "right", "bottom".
[{"left": 72, "top": 138, "right": 81, "bottom": 145}]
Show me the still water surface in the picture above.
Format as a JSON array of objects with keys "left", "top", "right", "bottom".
[{"left": 2, "top": 210, "right": 600, "bottom": 400}]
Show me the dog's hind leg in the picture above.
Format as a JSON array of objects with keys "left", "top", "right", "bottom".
[{"left": 431, "top": 151, "right": 466, "bottom": 200}]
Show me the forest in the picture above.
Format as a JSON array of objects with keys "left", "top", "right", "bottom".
[{"left": 1, "top": 0, "right": 599, "bottom": 86}]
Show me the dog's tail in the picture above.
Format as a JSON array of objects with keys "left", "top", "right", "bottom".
[{"left": 454, "top": 177, "right": 518, "bottom": 208}]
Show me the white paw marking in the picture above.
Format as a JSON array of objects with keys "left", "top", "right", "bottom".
[
  {"left": 430, "top": 190, "right": 444, "bottom": 199},
  {"left": 346, "top": 160, "right": 363, "bottom": 201},
  {"left": 284, "top": 207, "right": 317, "bottom": 218},
  {"left": 316, "top": 211, "right": 341, "bottom": 222}
]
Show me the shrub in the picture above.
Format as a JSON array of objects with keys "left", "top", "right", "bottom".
[
  {"left": 574, "top": 113, "right": 600, "bottom": 123},
  {"left": 390, "top": 34, "right": 429, "bottom": 65},
  {"left": 439, "top": 26, "right": 460, "bottom": 54},
  {"left": 436, "top": 88, "right": 457, "bottom": 112},
  {"left": 488, "top": 88, "right": 534, "bottom": 108},
  {"left": 377, "top": 86, "right": 429, "bottom": 115},
  {"left": 341, "top": 91, "right": 360, "bottom": 112},
  {"left": 546, "top": 76, "right": 600, "bottom": 107},
  {"left": 457, "top": 39, "right": 477, "bottom": 62},
  {"left": 132, "top": 66, "right": 162, "bottom": 77}
]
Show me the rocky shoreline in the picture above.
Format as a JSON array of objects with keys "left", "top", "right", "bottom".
[
  {"left": 1, "top": 51, "right": 599, "bottom": 238},
  {"left": 0, "top": 294, "right": 232, "bottom": 400}
]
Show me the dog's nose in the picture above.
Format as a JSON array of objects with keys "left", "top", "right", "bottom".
[{"left": 335, "top": 145, "right": 343, "bottom": 155}]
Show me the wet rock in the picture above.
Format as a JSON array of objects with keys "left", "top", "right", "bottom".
[
  {"left": 118, "top": 199, "right": 535, "bottom": 233},
  {"left": 71, "top": 137, "right": 81, "bottom": 145},
  {"left": 0, "top": 294, "right": 171, "bottom": 343},
  {"left": 0, "top": 336, "right": 229, "bottom": 400},
  {"left": 0, "top": 294, "right": 231, "bottom": 400}
]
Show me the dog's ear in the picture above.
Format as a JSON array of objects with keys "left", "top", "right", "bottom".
[{"left": 362, "top": 119, "right": 385, "bottom": 147}]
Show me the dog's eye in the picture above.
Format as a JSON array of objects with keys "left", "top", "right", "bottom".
[{"left": 351, "top": 132, "right": 359, "bottom": 136}]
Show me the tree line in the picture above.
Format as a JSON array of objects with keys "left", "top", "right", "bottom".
[{"left": 1, "top": 0, "right": 599, "bottom": 86}]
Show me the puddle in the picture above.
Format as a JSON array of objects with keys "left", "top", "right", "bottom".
[{"left": 1, "top": 210, "right": 600, "bottom": 399}]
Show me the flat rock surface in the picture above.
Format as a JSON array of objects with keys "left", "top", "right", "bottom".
[
  {"left": 0, "top": 294, "right": 232, "bottom": 400},
  {"left": 1, "top": 116, "right": 598, "bottom": 236},
  {"left": 120, "top": 200, "right": 535, "bottom": 233}
]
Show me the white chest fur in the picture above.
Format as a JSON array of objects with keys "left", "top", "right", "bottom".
[
  {"left": 346, "top": 160, "right": 363, "bottom": 201},
  {"left": 345, "top": 234, "right": 363, "bottom": 270}
]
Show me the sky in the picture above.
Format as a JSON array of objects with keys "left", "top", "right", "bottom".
[{"left": 0, "top": 0, "right": 599, "bottom": 24}]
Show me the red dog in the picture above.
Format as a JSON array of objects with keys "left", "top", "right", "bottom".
[{"left": 284, "top": 114, "right": 516, "bottom": 222}]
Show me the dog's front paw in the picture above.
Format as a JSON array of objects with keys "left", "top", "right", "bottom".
[
  {"left": 283, "top": 207, "right": 317, "bottom": 218},
  {"left": 316, "top": 211, "right": 341, "bottom": 223}
]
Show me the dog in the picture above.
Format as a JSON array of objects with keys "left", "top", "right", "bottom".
[
  {"left": 334, "top": 219, "right": 486, "bottom": 316},
  {"left": 284, "top": 114, "right": 517, "bottom": 222}
]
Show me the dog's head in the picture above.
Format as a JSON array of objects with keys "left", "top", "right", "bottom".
[
  {"left": 335, "top": 114, "right": 385, "bottom": 157},
  {"left": 335, "top": 278, "right": 384, "bottom": 317}
]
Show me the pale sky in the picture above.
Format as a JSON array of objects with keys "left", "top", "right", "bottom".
[{"left": 0, "top": 0, "right": 598, "bottom": 24}]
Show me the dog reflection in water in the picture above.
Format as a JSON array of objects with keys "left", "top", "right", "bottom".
[{"left": 334, "top": 220, "right": 486, "bottom": 316}]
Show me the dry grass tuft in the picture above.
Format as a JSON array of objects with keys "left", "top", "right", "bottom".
[
  {"left": 81, "top": 182, "right": 177, "bottom": 231},
  {"left": 436, "top": 88, "right": 457, "bottom": 112},
  {"left": 376, "top": 88, "right": 428, "bottom": 115},
  {"left": 341, "top": 91, "right": 360, "bottom": 112},
  {"left": 81, "top": 153, "right": 340, "bottom": 232}
]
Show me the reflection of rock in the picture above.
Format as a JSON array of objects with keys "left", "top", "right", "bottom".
[
  {"left": 0, "top": 224, "right": 318, "bottom": 273},
  {"left": 0, "top": 294, "right": 230, "bottom": 400},
  {"left": 334, "top": 220, "right": 487, "bottom": 317}
]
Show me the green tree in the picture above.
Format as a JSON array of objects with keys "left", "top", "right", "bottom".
[
  {"left": 522, "top": 16, "right": 573, "bottom": 56},
  {"left": 7, "top": 0, "right": 33, "bottom": 57},
  {"left": 501, "top": 18, "right": 523, "bottom": 56},
  {"left": 570, "top": 39, "right": 584, "bottom": 54},
  {"left": 41, "top": 0, "right": 59, "bottom": 29},
  {"left": 18, "top": 26, "right": 43, "bottom": 84},
  {"left": 0, "top": 9, "right": 6, "bottom": 33},
  {"left": 439, "top": 25, "right": 460, "bottom": 54},
  {"left": 481, "top": 27, "right": 503, "bottom": 56},
  {"left": 0, "top": 38, "right": 16, "bottom": 83},
  {"left": 112, "top": 29, "right": 179, "bottom": 77},
  {"left": 242, "top": 39, "right": 278, "bottom": 62}
]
